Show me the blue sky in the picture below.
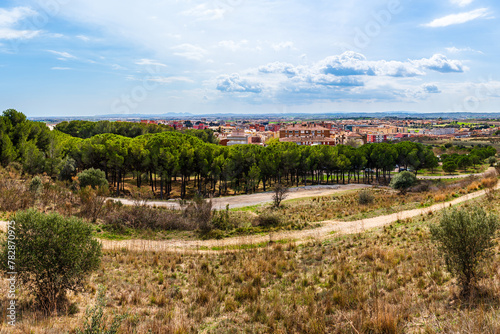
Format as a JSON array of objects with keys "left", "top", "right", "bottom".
[{"left": 1, "top": 0, "right": 500, "bottom": 117}]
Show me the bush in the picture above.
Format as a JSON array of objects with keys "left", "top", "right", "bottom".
[
  {"left": 0, "top": 178, "right": 33, "bottom": 211},
  {"left": 77, "top": 168, "right": 108, "bottom": 190},
  {"left": 358, "top": 189, "right": 374, "bottom": 205},
  {"left": 430, "top": 206, "right": 499, "bottom": 297},
  {"left": 0, "top": 209, "right": 102, "bottom": 313},
  {"left": 185, "top": 196, "right": 214, "bottom": 233},
  {"left": 76, "top": 285, "right": 126, "bottom": 334},
  {"left": 103, "top": 204, "right": 192, "bottom": 231},
  {"left": 389, "top": 171, "right": 417, "bottom": 194},
  {"left": 29, "top": 176, "right": 43, "bottom": 196},
  {"left": 254, "top": 211, "right": 282, "bottom": 227},
  {"left": 79, "top": 186, "right": 109, "bottom": 222}
]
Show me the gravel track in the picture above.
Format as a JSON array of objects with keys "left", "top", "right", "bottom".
[{"left": 1, "top": 183, "right": 495, "bottom": 253}]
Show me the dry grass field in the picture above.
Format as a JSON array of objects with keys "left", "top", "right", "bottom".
[{"left": 3, "top": 190, "right": 500, "bottom": 333}]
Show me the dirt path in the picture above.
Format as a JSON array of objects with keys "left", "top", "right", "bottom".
[
  {"left": 417, "top": 167, "right": 495, "bottom": 180},
  {"left": 108, "top": 184, "right": 372, "bottom": 210},
  {"left": 1, "top": 183, "right": 496, "bottom": 253}
]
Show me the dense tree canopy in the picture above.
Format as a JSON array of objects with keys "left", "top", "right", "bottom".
[{"left": 1, "top": 110, "right": 496, "bottom": 199}]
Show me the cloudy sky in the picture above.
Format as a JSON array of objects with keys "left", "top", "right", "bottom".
[{"left": 1, "top": 0, "right": 500, "bottom": 117}]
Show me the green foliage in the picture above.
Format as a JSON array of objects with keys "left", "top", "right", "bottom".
[
  {"left": 430, "top": 206, "right": 499, "bottom": 296},
  {"left": 29, "top": 176, "right": 43, "bottom": 196},
  {"left": 59, "top": 157, "right": 77, "bottom": 181},
  {"left": 0, "top": 209, "right": 102, "bottom": 313},
  {"left": 55, "top": 119, "right": 172, "bottom": 138},
  {"left": 458, "top": 155, "right": 472, "bottom": 171},
  {"left": 76, "top": 285, "right": 127, "bottom": 334},
  {"left": 389, "top": 171, "right": 417, "bottom": 194},
  {"left": 0, "top": 133, "right": 16, "bottom": 167},
  {"left": 20, "top": 141, "right": 45, "bottom": 175},
  {"left": 442, "top": 160, "right": 458, "bottom": 174},
  {"left": 78, "top": 168, "right": 109, "bottom": 189},
  {"left": 488, "top": 156, "right": 497, "bottom": 166}
]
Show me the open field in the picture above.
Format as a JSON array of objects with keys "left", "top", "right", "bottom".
[{"left": 2, "top": 188, "right": 500, "bottom": 333}]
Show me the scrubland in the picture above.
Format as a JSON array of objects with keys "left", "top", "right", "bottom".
[{"left": 3, "top": 189, "right": 500, "bottom": 333}]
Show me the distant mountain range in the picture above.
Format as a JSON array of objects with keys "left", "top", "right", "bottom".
[{"left": 30, "top": 111, "right": 500, "bottom": 122}]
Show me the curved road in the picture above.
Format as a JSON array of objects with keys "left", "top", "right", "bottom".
[
  {"left": 107, "top": 184, "right": 372, "bottom": 210},
  {"left": 417, "top": 167, "right": 495, "bottom": 180},
  {"left": 1, "top": 182, "right": 496, "bottom": 253}
]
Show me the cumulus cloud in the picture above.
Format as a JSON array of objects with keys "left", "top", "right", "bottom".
[
  {"left": 422, "top": 84, "right": 441, "bottom": 94},
  {"left": 317, "top": 52, "right": 424, "bottom": 77},
  {"left": 216, "top": 52, "right": 465, "bottom": 102},
  {"left": 258, "top": 62, "right": 299, "bottom": 77},
  {"left": 0, "top": 7, "right": 40, "bottom": 40},
  {"left": 413, "top": 54, "right": 465, "bottom": 73},
  {"left": 171, "top": 44, "right": 207, "bottom": 61},
  {"left": 216, "top": 74, "right": 263, "bottom": 93},
  {"left": 423, "top": 8, "right": 490, "bottom": 27}
]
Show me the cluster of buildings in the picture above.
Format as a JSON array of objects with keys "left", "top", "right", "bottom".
[{"left": 134, "top": 118, "right": 500, "bottom": 147}]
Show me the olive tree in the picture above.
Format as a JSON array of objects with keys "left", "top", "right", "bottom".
[
  {"left": 389, "top": 171, "right": 417, "bottom": 194},
  {"left": 0, "top": 209, "right": 102, "bottom": 313},
  {"left": 430, "top": 206, "right": 499, "bottom": 297}
]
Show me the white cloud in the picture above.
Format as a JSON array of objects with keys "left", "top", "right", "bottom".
[
  {"left": 423, "top": 8, "right": 490, "bottom": 27},
  {"left": 422, "top": 84, "right": 441, "bottom": 94},
  {"left": 135, "top": 58, "right": 167, "bottom": 67},
  {"left": 413, "top": 54, "right": 466, "bottom": 73},
  {"left": 218, "top": 40, "right": 248, "bottom": 52},
  {"left": 216, "top": 52, "right": 466, "bottom": 102},
  {"left": 76, "top": 35, "right": 90, "bottom": 41},
  {"left": 182, "top": 4, "right": 226, "bottom": 21},
  {"left": 450, "top": 0, "right": 474, "bottom": 7},
  {"left": 149, "top": 76, "right": 194, "bottom": 83},
  {"left": 446, "top": 46, "right": 483, "bottom": 54},
  {"left": 216, "top": 74, "right": 263, "bottom": 93},
  {"left": 47, "top": 50, "right": 77, "bottom": 59},
  {"left": 0, "top": 7, "right": 40, "bottom": 40},
  {"left": 171, "top": 44, "right": 207, "bottom": 61},
  {"left": 271, "top": 41, "right": 296, "bottom": 52}
]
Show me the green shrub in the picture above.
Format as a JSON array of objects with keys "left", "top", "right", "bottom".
[
  {"left": 76, "top": 285, "right": 126, "bottom": 334},
  {"left": 0, "top": 209, "right": 102, "bottom": 313},
  {"left": 389, "top": 171, "right": 417, "bottom": 194},
  {"left": 28, "top": 176, "right": 43, "bottom": 196},
  {"left": 430, "top": 206, "right": 499, "bottom": 297},
  {"left": 77, "top": 168, "right": 108, "bottom": 189}
]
